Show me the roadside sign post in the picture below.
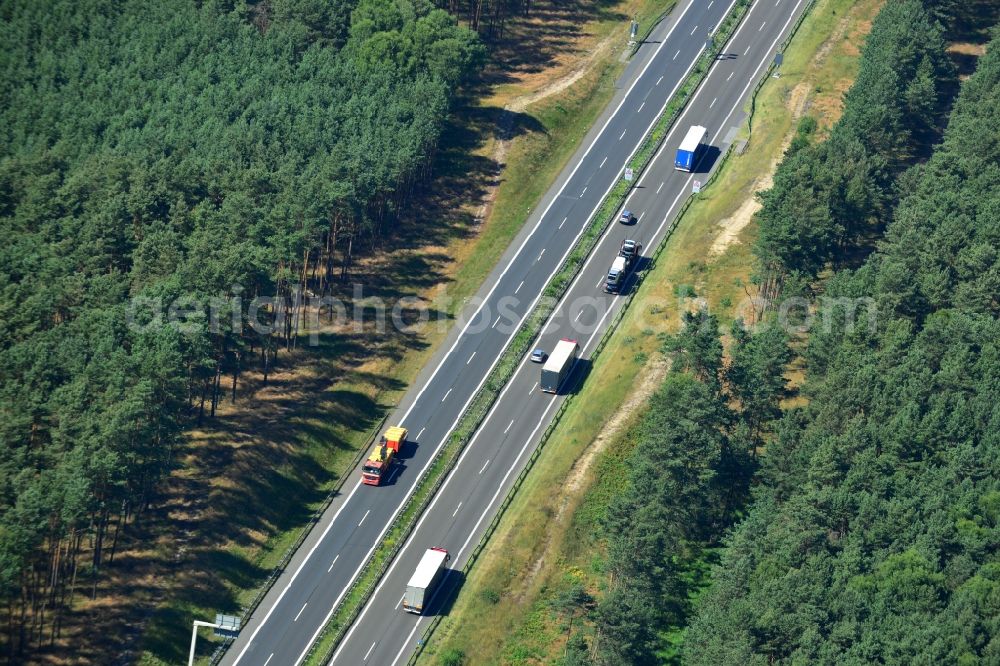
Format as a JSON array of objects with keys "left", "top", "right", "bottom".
[
  {"left": 773, "top": 52, "right": 783, "bottom": 77},
  {"left": 624, "top": 167, "right": 634, "bottom": 182},
  {"left": 693, "top": 180, "right": 702, "bottom": 194},
  {"left": 189, "top": 615, "right": 240, "bottom": 666}
]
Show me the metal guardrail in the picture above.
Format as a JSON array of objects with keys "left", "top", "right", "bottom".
[{"left": 403, "top": 0, "right": 820, "bottom": 662}]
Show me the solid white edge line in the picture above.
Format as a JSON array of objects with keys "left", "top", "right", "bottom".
[{"left": 327, "top": 326, "right": 559, "bottom": 663}]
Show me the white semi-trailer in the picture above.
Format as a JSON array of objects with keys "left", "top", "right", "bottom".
[
  {"left": 540, "top": 338, "right": 579, "bottom": 394},
  {"left": 402, "top": 547, "right": 450, "bottom": 614}
]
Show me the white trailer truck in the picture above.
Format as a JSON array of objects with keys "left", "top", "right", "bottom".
[
  {"left": 540, "top": 338, "right": 579, "bottom": 394},
  {"left": 402, "top": 547, "right": 450, "bottom": 614}
]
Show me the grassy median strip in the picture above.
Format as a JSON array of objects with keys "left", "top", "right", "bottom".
[{"left": 300, "top": 1, "right": 763, "bottom": 663}]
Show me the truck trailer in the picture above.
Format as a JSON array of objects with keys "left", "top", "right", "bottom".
[
  {"left": 540, "top": 338, "right": 579, "bottom": 394},
  {"left": 402, "top": 547, "right": 450, "bottom": 614},
  {"left": 361, "top": 426, "right": 406, "bottom": 486},
  {"left": 674, "top": 125, "right": 707, "bottom": 171},
  {"left": 605, "top": 255, "right": 629, "bottom": 294},
  {"left": 605, "top": 239, "right": 642, "bottom": 294}
]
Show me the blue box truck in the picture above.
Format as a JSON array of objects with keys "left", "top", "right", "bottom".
[{"left": 674, "top": 125, "right": 707, "bottom": 172}]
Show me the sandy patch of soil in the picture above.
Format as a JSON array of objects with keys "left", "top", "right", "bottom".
[{"left": 506, "top": 33, "right": 615, "bottom": 114}]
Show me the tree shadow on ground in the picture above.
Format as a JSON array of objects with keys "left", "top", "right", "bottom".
[{"left": 474, "top": 0, "right": 628, "bottom": 88}]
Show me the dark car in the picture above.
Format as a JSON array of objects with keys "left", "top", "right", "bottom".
[
  {"left": 530, "top": 348, "right": 547, "bottom": 363},
  {"left": 618, "top": 209, "right": 635, "bottom": 224}
]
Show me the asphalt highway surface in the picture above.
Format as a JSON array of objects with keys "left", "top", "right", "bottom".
[{"left": 223, "top": 0, "right": 806, "bottom": 663}]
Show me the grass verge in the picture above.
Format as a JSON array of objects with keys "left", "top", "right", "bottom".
[{"left": 412, "top": 0, "right": 883, "bottom": 662}]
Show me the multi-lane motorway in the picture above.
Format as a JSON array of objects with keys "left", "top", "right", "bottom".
[{"left": 224, "top": 0, "right": 806, "bottom": 663}]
